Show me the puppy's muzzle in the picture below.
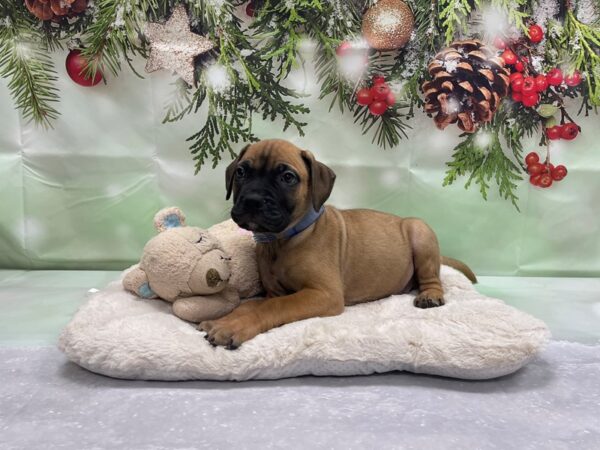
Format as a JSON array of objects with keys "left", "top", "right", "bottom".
[{"left": 232, "top": 193, "right": 285, "bottom": 231}]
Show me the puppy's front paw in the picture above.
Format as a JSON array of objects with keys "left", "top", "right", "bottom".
[
  {"left": 413, "top": 293, "right": 445, "bottom": 309},
  {"left": 198, "top": 314, "right": 261, "bottom": 350}
]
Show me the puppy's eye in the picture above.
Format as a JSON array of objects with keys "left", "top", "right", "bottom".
[
  {"left": 281, "top": 171, "right": 298, "bottom": 185},
  {"left": 196, "top": 236, "right": 203, "bottom": 243},
  {"left": 236, "top": 166, "right": 246, "bottom": 178}
]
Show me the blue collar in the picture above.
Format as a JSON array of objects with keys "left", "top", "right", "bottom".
[{"left": 253, "top": 206, "right": 325, "bottom": 243}]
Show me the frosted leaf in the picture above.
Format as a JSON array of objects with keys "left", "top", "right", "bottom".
[
  {"left": 240, "top": 49, "right": 253, "bottom": 57},
  {"left": 113, "top": 5, "right": 125, "bottom": 28},
  {"left": 532, "top": 0, "right": 559, "bottom": 32},
  {"left": 206, "top": 0, "right": 226, "bottom": 9},
  {"left": 571, "top": 30, "right": 583, "bottom": 51},
  {"left": 397, "top": 31, "right": 421, "bottom": 79},
  {"left": 531, "top": 55, "right": 545, "bottom": 72},
  {"left": 575, "top": 0, "right": 598, "bottom": 24}
]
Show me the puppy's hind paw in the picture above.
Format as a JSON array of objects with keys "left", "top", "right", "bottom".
[{"left": 413, "top": 294, "right": 444, "bottom": 309}]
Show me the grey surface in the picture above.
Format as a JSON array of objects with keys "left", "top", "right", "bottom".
[
  {"left": 2, "top": 271, "right": 600, "bottom": 449},
  {"left": 1, "top": 343, "right": 599, "bottom": 449}
]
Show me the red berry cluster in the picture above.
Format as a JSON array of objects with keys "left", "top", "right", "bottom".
[
  {"left": 545, "top": 122, "right": 580, "bottom": 141},
  {"left": 525, "top": 152, "right": 567, "bottom": 188},
  {"left": 495, "top": 24, "right": 583, "bottom": 110},
  {"left": 356, "top": 75, "right": 396, "bottom": 116}
]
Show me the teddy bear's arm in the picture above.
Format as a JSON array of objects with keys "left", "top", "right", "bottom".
[
  {"left": 172, "top": 287, "right": 240, "bottom": 323},
  {"left": 123, "top": 265, "right": 158, "bottom": 299}
]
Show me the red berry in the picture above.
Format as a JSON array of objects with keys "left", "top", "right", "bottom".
[
  {"left": 528, "top": 24, "right": 544, "bottom": 43},
  {"left": 547, "top": 68, "right": 563, "bottom": 86},
  {"left": 501, "top": 50, "right": 517, "bottom": 65},
  {"left": 534, "top": 74, "right": 548, "bottom": 92},
  {"left": 511, "top": 77, "right": 524, "bottom": 92},
  {"left": 371, "top": 84, "right": 390, "bottom": 101},
  {"left": 528, "top": 162, "right": 545, "bottom": 175},
  {"left": 510, "top": 72, "right": 524, "bottom": 82},
  {"left": 522, "top": 93, "right": 539, "bottom": 107},
  {"left": 368, "top": 100, "right": 388, "bottom": 116},
  {"left": 356, "top": 88, "right": 373, "bottom": 106},
  {"left": 385, "top": 91, "right": 396, "bottom": 106},
  {"left": 245, "top": 1, "right": 255, "bottom": 17},
  {"left": 514, "top": 60, "right": 525, "bottom": 72},
  {"left": 372, "top": 75, "right": 386, "bottom": 85},
  {"left": 546, "top": 125, "right": 562, "bottom": 140},
  {"left": 565, "top": 70, "right": 582, "bottom": 87},
  {"left": 552, "top": 165, "right": 568, "bottom": 181},
  {"left": 530, "top": 174, "right": 542, "bottom": 186},
  {"left": 512, "top": 91, "right": 523, "bottom": 102},
  {"left": 560, "top": 123, "right": 579, "bottom": 140},
  {"left": 539, "top": 173, "right": 553, "bottom": 188},
  {"left": 336, "top": 41, "right": 351, "bottom": 57},
  {"left": 521, "top": 76, "right": 536, "bottom": 95},
  {"left": 493, "top": 36, "right": 506, "bottom": 49},
  {"left": 525, "top": 152, "right": 539, "bottom": 166}
]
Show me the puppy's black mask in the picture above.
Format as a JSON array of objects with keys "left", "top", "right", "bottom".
[{"left": 228, "top": 158, "right": 299, "bottom": 234}]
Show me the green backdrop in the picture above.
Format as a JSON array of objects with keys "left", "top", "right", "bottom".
[{"left": 1, "top": 53, "right": 599, "bottom": 276}]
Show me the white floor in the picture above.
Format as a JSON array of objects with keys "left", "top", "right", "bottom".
[{"left": 1, "top": 271, "right": 599, "bottom": 449}]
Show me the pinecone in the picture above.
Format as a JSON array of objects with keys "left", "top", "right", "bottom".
[
  {"left": 25, "top": 0, "right": 87, "bottom": 22},
  {"left": 421, "top": 39, "right": 510, "bottom": 133}
]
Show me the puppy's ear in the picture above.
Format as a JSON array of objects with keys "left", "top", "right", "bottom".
[
  {"left": 225, "top": 144, "right": 250, "bottom": 200},
  {"left": 301, "top": 150, "right": 336, "bottom": 210}
]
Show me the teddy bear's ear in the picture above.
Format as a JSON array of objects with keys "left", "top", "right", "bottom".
[
  {"left": 153, "top": 207, "right": 186, "bottom": 232},
  {"left": 122, "top": 265, "right": 157, "bottom": 299}
]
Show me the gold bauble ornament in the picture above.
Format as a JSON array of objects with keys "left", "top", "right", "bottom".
[{"left": 361, "top": 0, "right": 415, "bottom": 50}]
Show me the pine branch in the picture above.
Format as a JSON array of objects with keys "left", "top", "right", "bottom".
[
  {"left": 0, "top": 6, "right": 59, "bottom": 127},
  {"left": 443, "top": 102, "right": 534, "bottom": 210},
  {"left": 162, "top": 78, "right": 194, "bottom": 123},
  {"left": 182, "top": 0, "right": 309, "bottom": 172},
  {"left": 81, "top": 0, "right": 167, "bottom": 78},
  {"left": 563, "top": 10, "right": 600, "bottom": 105},
  {"left": 438, "top": 0, "right": 477, "bottom": 44}
]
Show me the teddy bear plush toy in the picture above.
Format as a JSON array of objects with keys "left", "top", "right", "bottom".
[{"left": 123, "top": 207, "right": 262, "bottom": 323}]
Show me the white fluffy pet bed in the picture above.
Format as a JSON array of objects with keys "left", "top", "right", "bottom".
[{"left": 59, "top": 266, "right": 550, "bottom": 381}]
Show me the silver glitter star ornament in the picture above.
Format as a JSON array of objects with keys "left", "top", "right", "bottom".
[{"left": 144, "top": 5, "right": 215, "bottom": 86}]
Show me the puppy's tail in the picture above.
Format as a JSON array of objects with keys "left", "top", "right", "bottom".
[{"left": 441, "top": 256, "right": 478, "bottom": 284}]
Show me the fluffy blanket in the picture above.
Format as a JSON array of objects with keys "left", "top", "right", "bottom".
[{"left": 59, "top": 266, "right": 550, "bottom": 381}]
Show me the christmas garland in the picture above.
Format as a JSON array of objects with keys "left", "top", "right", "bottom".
[{"left": 1, "top": 0, "right": 599, "bottom": 209}]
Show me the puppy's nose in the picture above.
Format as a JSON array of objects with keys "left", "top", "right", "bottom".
[{"left": 242, "top": 193, "right": 264, "bottom": 211}]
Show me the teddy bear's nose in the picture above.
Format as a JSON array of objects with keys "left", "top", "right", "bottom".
[{"left": 206, "top": 268, "right": 222, "bottom": 288}]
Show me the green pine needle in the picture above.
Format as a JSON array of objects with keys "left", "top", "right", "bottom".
[{"left": 0, "top": 9, "right": 59, "bottom": 127}]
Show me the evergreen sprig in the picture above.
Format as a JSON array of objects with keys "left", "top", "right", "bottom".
[
  {"left": 177, "top": 0, "right": 308, "bottom": 171},
  {"left": 81, "top": 0, "right": 168, "bottom": 78},
  {"left": 438, "top": 0, "right": 478, "bottom": 44},
  {"left": 443, "top": 103, "right": 538, "bottom": 210},
  {"left": 0, "top": 3, "right": 59, "bottom": 127}
]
